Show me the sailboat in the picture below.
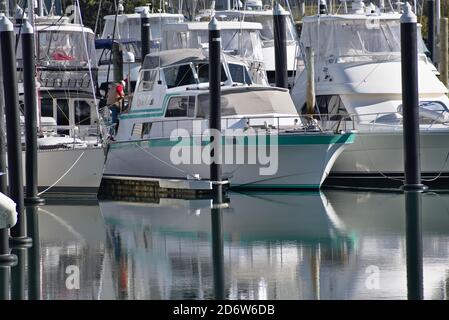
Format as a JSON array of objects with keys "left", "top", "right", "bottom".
[{"left": 13, "top": 3, "right": 105, "bottom": 196}]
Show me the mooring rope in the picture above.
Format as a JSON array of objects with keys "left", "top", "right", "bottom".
[
  {"left": 38, "top": 207, "right": 86, "bottom": 243},
  {"left": 37, "top": 151, "right": 86, "bottom": 196},
  {"left": 133, "top": 142, "right": 200, "bottom": 179},
  {"left": 358, "top": 134, "right": 449, "bottom": 183}
]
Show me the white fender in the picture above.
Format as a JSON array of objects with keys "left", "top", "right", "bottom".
[{"left": 0, "top": 192, "right": 17, "bottom": 229}]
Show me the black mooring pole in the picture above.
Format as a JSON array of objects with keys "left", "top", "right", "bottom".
[
  {"left": 209, "top": 17, "right": 226, "bottom": 298},
  {"left": 401, "top": 4, "right": 426, "bottom": 191},
  {"left": 8, "top": 0, "right": 15, "bottom": 17},
  {"left": 0, "top": 265, "right": 9, "bottom": 299},
  {"left": 0, "top": 0, "right": 7, "bottom": 14},
  {"left": 319, "top": 0, "right": 327, "bottom": 14},
  {"left": 26, "top": 206, "right": 40, "bottom": 300},
  {"left": 209, "top": 17, "right": 223, "bottom": 201},
  {"left": 112, "top": 41, "right": 124, "bottom": 83},
  {"left": 0, "top": 14, "right": 31, "bottom": 245},
  {"left": 22, "top": 19, "right": 42, "bottom": 205},
  {"left": 401, "top": 2, "right": 425, "bottom": 299},
  {"left": 273, "top": 3, "right": 288, "bottom": 89},
  {"left": 405, "top": 191, "right": 424, "bottom": 300},
  {"left": 140, "top": 7, "right": 151, "bottom": 66},
  {"left": 211, "top": 206, "right": 225, "bottom": 299},
  {"left": 427, "top": 0, "right": 435, "bottom": 62},
  {"left": 10, "top": 246, "right": 26, "bottom": 300}
]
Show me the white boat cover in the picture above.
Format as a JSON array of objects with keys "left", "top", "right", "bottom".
[
  {"left": 300, "top": 14, "right": 427, "bottom": 62},
  {"left": 197, "top": 87, "right": 298, "bottom": 117},
  {"left": 143, "top": 48, "right": 245, "bottom": 69}
]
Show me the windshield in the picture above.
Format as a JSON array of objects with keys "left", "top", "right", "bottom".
[
  {"left": 33, "top": 30, "right": 97, "bottom": 68},
  {"left": 161, "top": 61, "right": 252, "bottom": 89},
  {"left": 163, "top": 29, "right": 264, "bottom": 61},
  {"left": 163, "top": 63, "right": 228, "bottom": 88},
  {"left": 300, "top": 18, "right": 426, "bottom": 62}
]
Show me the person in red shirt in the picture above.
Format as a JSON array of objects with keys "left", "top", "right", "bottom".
[
  {"left": 116, "top": 80, "right": 125, "bottom": 101},
  {"left": 107, "top": 80, "right": 126, "bottom": 130}
]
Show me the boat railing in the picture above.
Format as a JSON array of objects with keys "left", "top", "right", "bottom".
[
  {"left": 137, "top": 114, "right": 356, "bottom": 140},
  {"left": 312, "top": 52, "right": 428, "bottom": 64},
  {"left": 356, "top": 110, "right": 449, "bottom": 131},
  {"left": 20, "top": 124, "right": 103, "bottom": 150}
]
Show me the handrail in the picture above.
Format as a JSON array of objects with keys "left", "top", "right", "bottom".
[
  {"left": 20, "top": 123, "right": 103, "bottom": 150},
  {"left": 355, "top": 110, "right": 449, "bottom": 131},
  {"left": 126, "top": 113, "right": 357, "bottom": 140}
]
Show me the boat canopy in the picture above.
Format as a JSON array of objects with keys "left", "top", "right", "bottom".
[
  {"left": 300, "top": 15, "right": 427, "bottom": 62},
  {"left": 162, "top": 22, "right": 264, "bottom": 61},
  {"left": 29, "top": 29, "right": 97, "bottom": 68},
  {"left": 213, "top": 10, "right": 297, "bottom": 44},
  {"left": 143, "top": 48, "right": 244, "bottom": 69},
  {"left": 101, "top": 13, "right": 184, "bottom": 40},
  {"left": 197, "top": 87, "right": 298, "bottom": 117}
]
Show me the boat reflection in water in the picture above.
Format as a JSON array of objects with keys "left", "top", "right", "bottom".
[
  {"left": 325, "top": 190, "right": 449, "bottom": 300},
  {"left": 3, "top": 190, "right": 449, "bottom": 299},
  {"left": 100, "top": 192, "right": 352, "bottom": 300},
  {"left": 33, "top": 202, "right": 107, "bottom": 300}
]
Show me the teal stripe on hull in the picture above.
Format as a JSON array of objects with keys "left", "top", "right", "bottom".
[
  {"left": 120, "top": 93, "right": 179, "bottom": 119},
  {"left": 110, "top": 132, "right": 356, "bottom": 149}
]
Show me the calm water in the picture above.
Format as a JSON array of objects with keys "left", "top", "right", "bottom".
[{"left": 2, "top": 190, "right": 449, "bottom": 300}]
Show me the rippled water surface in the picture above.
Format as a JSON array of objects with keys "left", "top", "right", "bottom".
[{"left": 2, "top": 190, "right": 449, "bottom": 300}]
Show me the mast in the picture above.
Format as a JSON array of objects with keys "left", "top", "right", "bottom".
[{"left": 37, "top": 0, "right": 43, "bottom": 16}]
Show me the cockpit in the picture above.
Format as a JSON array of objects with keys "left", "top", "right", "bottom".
[{"left": 137, "top": 61, "right": 253, "bottom": 92}]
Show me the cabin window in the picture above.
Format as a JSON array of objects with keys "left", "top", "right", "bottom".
[
  {"left": 142, "top": 123, "right": 152, "bottom": 139},
  {"left": 138, "top": 70, "right": 157, "bottom": 92},
  {"left": 164, "top": 65, "right": 196, "bottom": 88},
  {"left": 74, "top": 100, "right": 91, "bottom": 125},
  {"left": 131, "top": 123, "right": 143, "bottom": 139},
  {"left": 195, "top": 63, "right": 227, "bottom": 83},
  {"left": 228, "top": 63, "right": 252, "bottom": 84},
  {"left": 56, "top": 99, "right": 70, "bottom": 126},
  {"left": 41, "top": 98, "right": 54, "bottom": 118},
  {"left": 165, "top": 96, "right": 195, "bottom": 118}
]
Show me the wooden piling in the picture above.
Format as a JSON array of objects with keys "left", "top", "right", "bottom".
[{"left": 306, "top": 46, "right": 315, "bottom": 115}]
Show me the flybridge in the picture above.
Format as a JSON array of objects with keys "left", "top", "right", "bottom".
[{"left": 14, "top": 15, "right": 98, "bottom": 91}]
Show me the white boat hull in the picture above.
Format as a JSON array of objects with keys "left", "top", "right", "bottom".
[
  {"left": 104, "top": 133, "right": 355, "bottom": 189},
  {"left": 328, "top": 131, "right": 449, "bottom": 188},
  {"left": 10, "top": 147, "right": 106, "bottom": 196}
]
